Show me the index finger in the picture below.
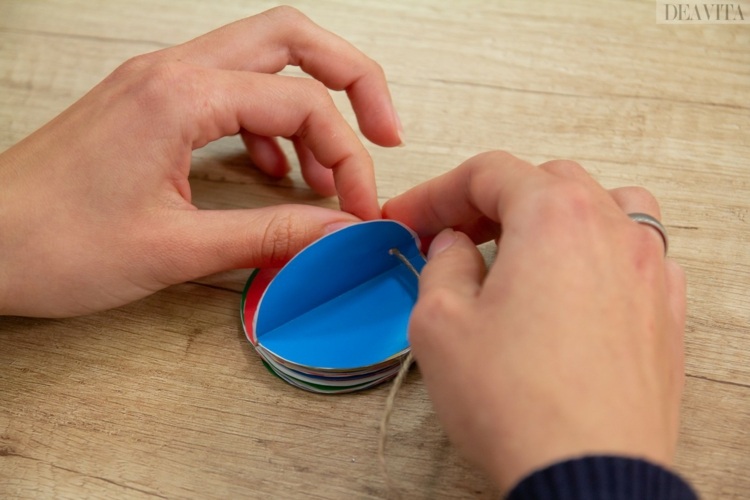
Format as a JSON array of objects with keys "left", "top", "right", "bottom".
[
  {"left": 383, "top": 151, "right": 541, "bottom": 238},
  {"left": 167, "top": 6, "right": 402, "bottom": 147}
]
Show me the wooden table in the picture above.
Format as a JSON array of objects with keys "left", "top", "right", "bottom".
[{"left": 1, "top": 1, "right": 748, "bottom": 498}]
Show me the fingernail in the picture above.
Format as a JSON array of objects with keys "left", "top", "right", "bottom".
[
  {"left": 427, "top": 228, "right": 457, "bottom": 259},
  {"left": 324, "top": 220, "right": 358, "bottom": 234},
  {"left": 393, "top": 108, "right": 405, "bottom": 146}
]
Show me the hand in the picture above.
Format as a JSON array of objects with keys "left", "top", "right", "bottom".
[
  {"left": 0, "top": 6, "right": 402, "bottom": 317},
  {"left": 383, "top": 151, "right": 686, "bottom": 494}
]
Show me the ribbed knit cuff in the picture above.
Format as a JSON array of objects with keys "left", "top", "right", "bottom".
[{"left": 506, "top": 456, "right": 698, "bottom": 500}]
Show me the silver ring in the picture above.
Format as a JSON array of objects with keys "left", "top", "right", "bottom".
[{"left": 628, "top": 212, "right": 668, "bottom": 255}]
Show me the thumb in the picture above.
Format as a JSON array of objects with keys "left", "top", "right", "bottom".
[{"left": 156, "top": 205, "right": 360, "bottom": 283}]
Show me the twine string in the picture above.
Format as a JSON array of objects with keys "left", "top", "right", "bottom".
[
  {"left": 378, "top": 248, "right": 421, "bottom": 497},
  {"left": 378, "top": 352, "right": 414, "bottom": 498}
]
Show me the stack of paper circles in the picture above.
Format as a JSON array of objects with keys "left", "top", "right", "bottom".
[{"left": 240, "top": 220, "right": 426, "bottom": 394}]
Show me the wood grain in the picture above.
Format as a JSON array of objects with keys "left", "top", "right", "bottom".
[{"left": 1, "top": 1, "right": 748, "bottom": 498}]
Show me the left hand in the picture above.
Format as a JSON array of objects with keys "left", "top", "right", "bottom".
[{"left": 0, "top": 6, "right": 402, "bottom": 317}]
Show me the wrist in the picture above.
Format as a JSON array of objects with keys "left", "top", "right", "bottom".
[
  {"left": 483, "top": 428, "right": 675, "bottom": 495},
  {"left": 0, "top": 145, "right": 34, "bottom": 316}
]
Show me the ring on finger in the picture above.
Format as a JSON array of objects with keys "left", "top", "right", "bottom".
[{"left": 627, "top": 212, "right": 669, "bottom": 256}]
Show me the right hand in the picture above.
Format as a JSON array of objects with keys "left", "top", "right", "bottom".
[{"left": 383, "top": 151, "right": 686, "bottom": 494}]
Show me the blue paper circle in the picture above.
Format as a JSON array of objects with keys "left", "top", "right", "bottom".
[{"left": 253, "top": 220, "right": 425, "bottom": 371}]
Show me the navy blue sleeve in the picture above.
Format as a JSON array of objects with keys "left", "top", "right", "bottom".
[{"left": 506, "top": 456, "right": 698, "bottom": 500}]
